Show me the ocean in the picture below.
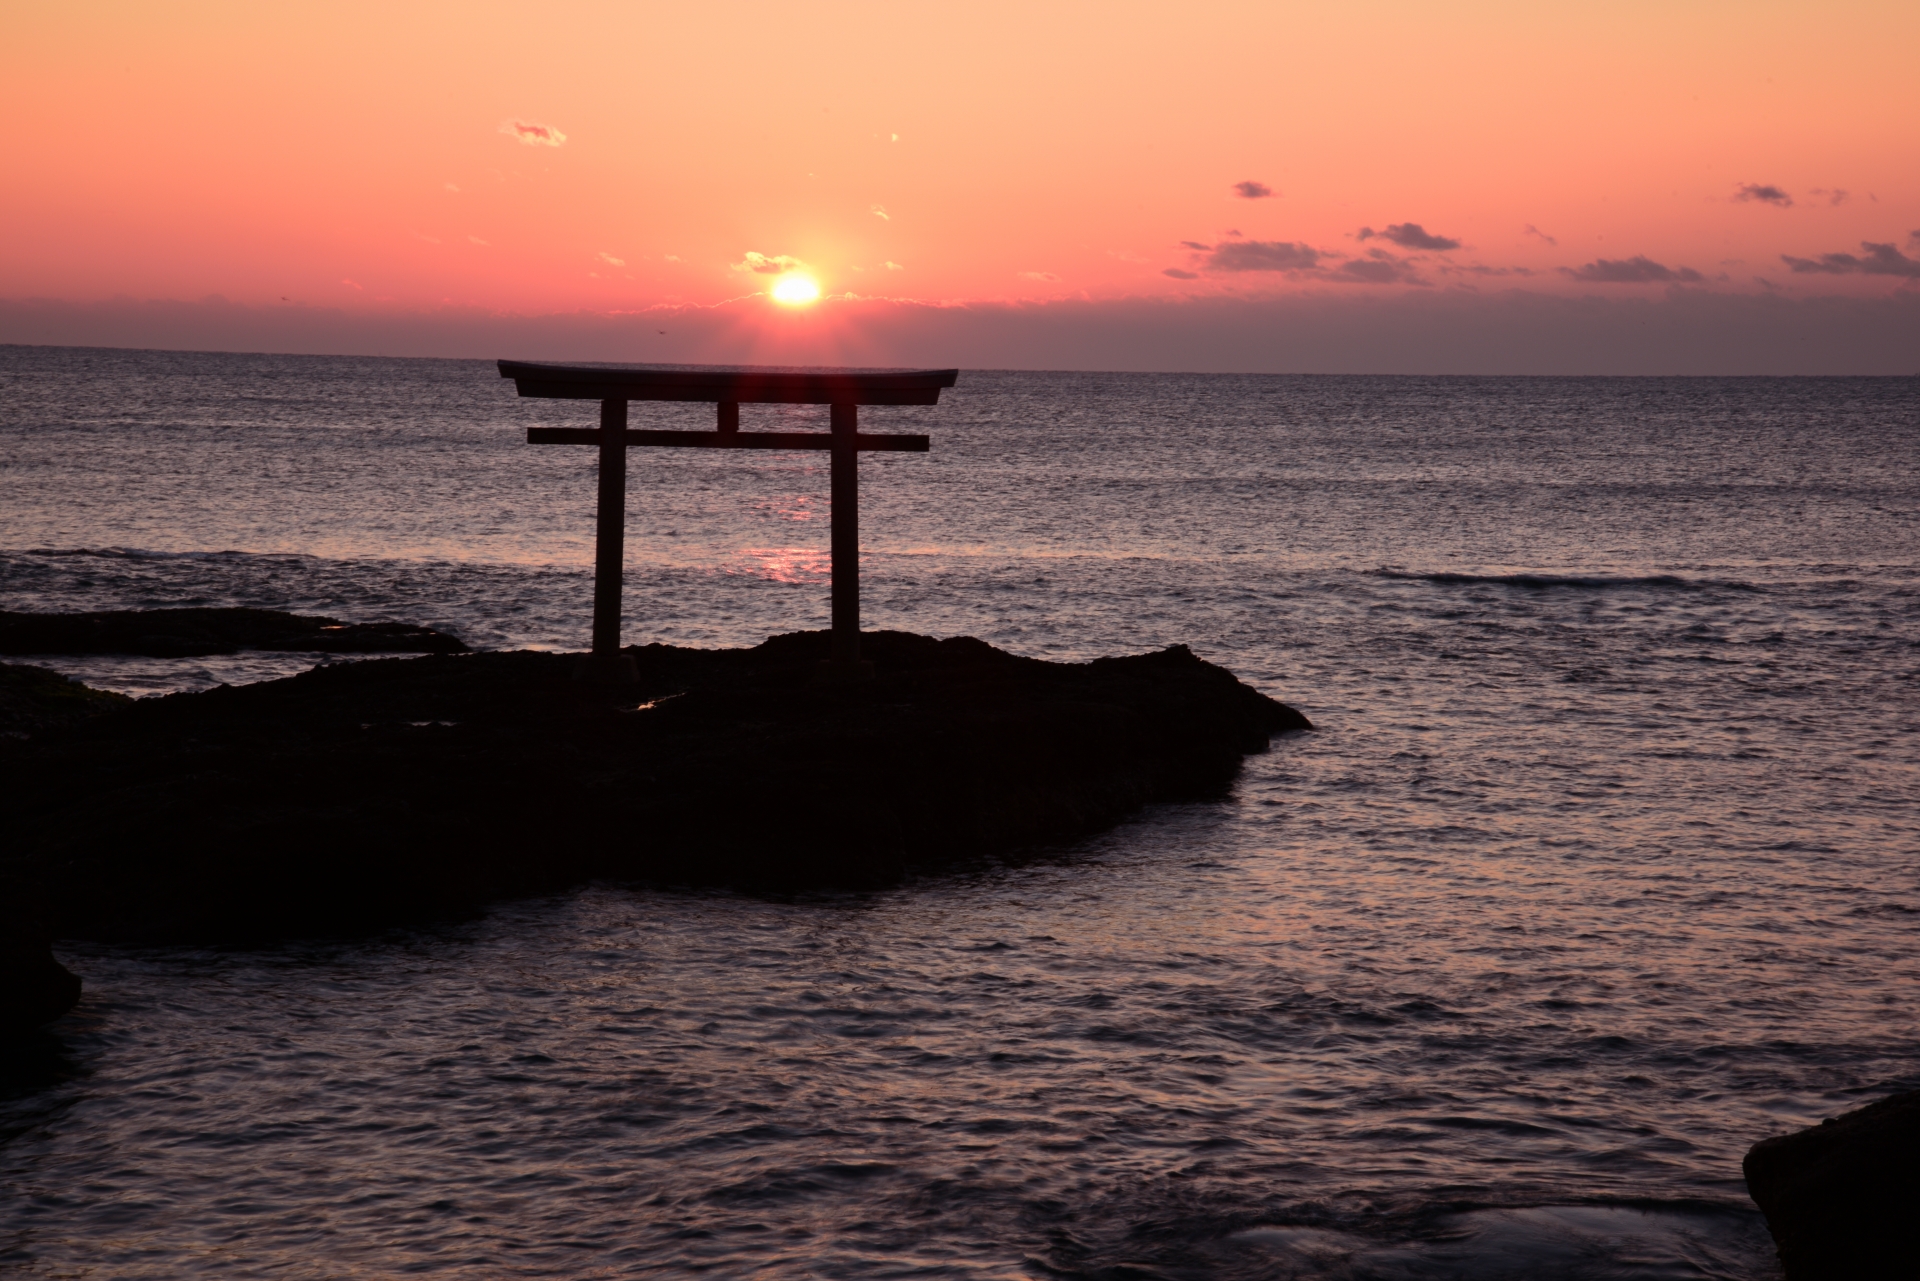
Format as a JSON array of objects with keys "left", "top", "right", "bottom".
[{"left": 2, "top": 344, "right": 1916, "bottom": 1279}]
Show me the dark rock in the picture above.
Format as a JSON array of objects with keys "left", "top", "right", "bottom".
[
  {"left": 0, "top": 662, "right": 131, "bottom": 736},
  {"left": 0, "top": 607, "right": 468, "bottom": 658},
  {"left": 1744, "top": 1088, "right": 1920, "bottom": 1279},
  {"left": 0, "top": 933, "right": 83, "bottom": 1034},
  {"left": 0, "top": 630, "right": 1310, "bottom": 943}
]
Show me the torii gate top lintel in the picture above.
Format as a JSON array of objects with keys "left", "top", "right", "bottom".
[
  {"left": 498, "top": 360, "right": 959, "bottom": 680},
  {"left": 498, "top": 360, "right": 959, "bottom": 406}
]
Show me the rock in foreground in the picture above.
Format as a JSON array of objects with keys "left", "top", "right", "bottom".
[
  {"left": 1, "top": 631, "right": 1309, "bottom": 943},
  {"left": 1745, "top": 1089, "right": 1920, "bottom": 1280},
  {"left": 0, "top": 661, "right": 130, "bottom": 735},
  {"left": 0, "top": 935, "right": 83, "bottom": 1035}
]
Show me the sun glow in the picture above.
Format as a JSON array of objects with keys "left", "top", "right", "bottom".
[{"left": 770, "top": 274, "right": 821, "bottom": 306}]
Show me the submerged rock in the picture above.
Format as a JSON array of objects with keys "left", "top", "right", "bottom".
[
  {"left": 0, "top": 606, "right": 468, "bottom": 658},
  {"left": 0, "top": 630, "right": 1309, "bottom": 943},
  {"left": 1745, "top": 1088, "right": 1920, "bottom": 1280}
]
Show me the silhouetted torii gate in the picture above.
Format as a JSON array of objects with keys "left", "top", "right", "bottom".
[{"left": 498, "top": 361, "right": 960, "bottom": 681}]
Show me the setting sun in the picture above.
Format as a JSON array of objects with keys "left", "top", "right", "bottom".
[{"left": 770, "top": 275, "right": 821, "bottom": 307}]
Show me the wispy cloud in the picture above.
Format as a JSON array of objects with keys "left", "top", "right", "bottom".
[
  {"left": 444, "top": 183, "right": 460, "bottom": 193},
  {"left": 1232, "top": 180, "right": 1274, "bottom": 199},
  {"left": 735, "top": 251, "right": 806, "bottom": 275},
  {"left": 499, "top": 119, "right": 567, "bottom": 147},
  {"left": 1018, "top": 270, "right": 1059, "bottom": 281},
  {"left": 469, "top": 236, "right": 489, "bottom": 246},
  {"left": 885, "top": 261, "right": 904, "bottom": 271},
  {"left": 1524, "top": 224, "right": 1558, "bottom": 247},
  {"left": 1562, "top": 255, "right": 1704, "bottom": 283},
  {"left": 1809, "top": 188, "right": 1850, "bottom": 206},
  {"left": 1357, "top": 222, "right": 1460, "bottom": 251},
  {"left": 1162, "top": 268, "right": 1199, "bottom": 280},
  {"left": 598, "top": 252, "right": 625, "bottom": 267},
  {"left": 1781, "top": 241, "right": 1920, "bottom": 278},
  {"left": 1734, "top": 183, "right": 1792, "bottom": 207},
  {"left": 871, "top": 204, "right": 890, "bottom": 220},
  {"left": 1204, "top": 240, "right": 1319, "bottom": 272},
  {"left": 1180, "top": 240, "right": 1213, "bottom": 251}
]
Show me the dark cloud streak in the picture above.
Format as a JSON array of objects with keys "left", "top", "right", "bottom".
[
  {"left": 1781, "top": 241, "right": 1920, "bottom": 278},
  {"left": 1734, "top": 183, "right": 1793, "bottom": 207},
  {"left": 1233, "top": 181, "right": 1274, "bottom": 199},
  {"left": 1358, "top": 222, "right": 1460, "bottom": 251},
  {"left": 1335, "top": 250, "right": 1425, "bottom": 285},
  {"left": 1202, "top": 240, "right": 1320, "bottom": 272},
  {"left": 1563, "top": 255, "right": 1705, "bottom": 284}
]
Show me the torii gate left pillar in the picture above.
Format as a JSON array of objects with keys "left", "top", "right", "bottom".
[{"left": 497, "top": 362, "right": 960, "bottom": 683}]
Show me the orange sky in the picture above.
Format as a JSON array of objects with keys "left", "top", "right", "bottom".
[{"left": 3, "top": 0, "right": 1917, "bottom": 319}]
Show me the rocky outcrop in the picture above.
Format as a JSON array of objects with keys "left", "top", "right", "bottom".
[
  {"left": 1745, "top": 1088, "right": 1920, "bottom": 1280},
  {"left": 0, "top": 630, "right": 1309, "bottom": 943},
  {"left": 0, "top": 607, "right": 468, "bottom": 658},
  {"left": 0, "top": 934, "right": 83, "bottom": 1034},
  {"left": 0, "top": 661, "right": 131, "bottom": 735}
]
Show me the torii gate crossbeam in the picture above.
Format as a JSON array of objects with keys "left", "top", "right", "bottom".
[{"left": 498, "top": 362, "right": 959, "bottom": 680}]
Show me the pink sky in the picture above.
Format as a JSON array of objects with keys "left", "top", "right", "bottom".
[{"left": 3, "top": 1, "right": 1916, "bottom": 370}]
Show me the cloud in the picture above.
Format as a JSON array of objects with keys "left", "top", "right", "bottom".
[
  {"left": 499, "top": 119, "right": 567, "bottom": 147},
  {"left": 871, "top": 204, "right": 889, "bottom": 220},
  {"left": 1562, "top": 255, "right": 1705, "bottom": 283},
  {"left": 1357, "top": 222, "right": 1460, "bottom": 251},
  {"left": 735, "top": 251, "right": 806, "bottom": 275},
  {"left": 1780, "top": 241, "right": 1920, "bottom": 278},
  {"left": 664, "top": 254, "right": 681, "bottom": 263},
  {"left": 1162, "top": 268, "right": 1199, "bottom": 280},
  {"left": 469, "top": 236, "right": 489, "bottom": 246},
  {"left": 1018, "top": 271, "right": 1059, "bottom": 281},
  {"left": 1734, "top": 183, "right": 1792, "bottom": 207},
  {"left": 597, "top": 252, "right": 625, "bottom": 267},
  {"left": 1232, "top": 181, "right": 1274, "bottom": 199},
  {"left": 1334, "top": 250, "right": 1425, "bottom": 285},
  {"left": 444, "top": 183, "right": 460, "bottom": 193},
  {"left": 1809, "top": 188, "right": 1850, "bottom": 206},
  {"left": 1180, "top": 240, "right": 1213, "bottom": 251},
  {"left": 1203, "top": 239, "right": 1319, "bottom": 272},
  {"left": 1524, "top": 224, "right": 1558, "bottom": 247},
  {"left": 885, "top": 261, "right": 904, "bottom": 271}
]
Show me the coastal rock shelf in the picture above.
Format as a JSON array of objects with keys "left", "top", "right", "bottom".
[{"left": 1, "top": 630, "right": 1310, "bottom": 943}]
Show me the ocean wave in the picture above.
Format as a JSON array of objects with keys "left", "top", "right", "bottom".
[
  {"left": 1368, "top": 568, "right": 1765, "bottom": 592},
  {"left": 9, "top": 546, "right": 304, "bottom": 562}
]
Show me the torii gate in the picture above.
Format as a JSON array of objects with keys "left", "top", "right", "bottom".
[{"left": 498, "top": 361, "right": 960, "bottom": 681}]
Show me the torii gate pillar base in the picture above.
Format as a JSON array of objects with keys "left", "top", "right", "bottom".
[{"left": 575, "top": 653, "right": 639, "bottom": 684}]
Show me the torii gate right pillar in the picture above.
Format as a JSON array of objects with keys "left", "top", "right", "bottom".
[{"left": 829, "top": 400, "right": 863, "bottom": 669}]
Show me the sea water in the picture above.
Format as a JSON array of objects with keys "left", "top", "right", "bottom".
[{"left": 1, "top": 345, "right": 1916, "bottom": 1278}]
